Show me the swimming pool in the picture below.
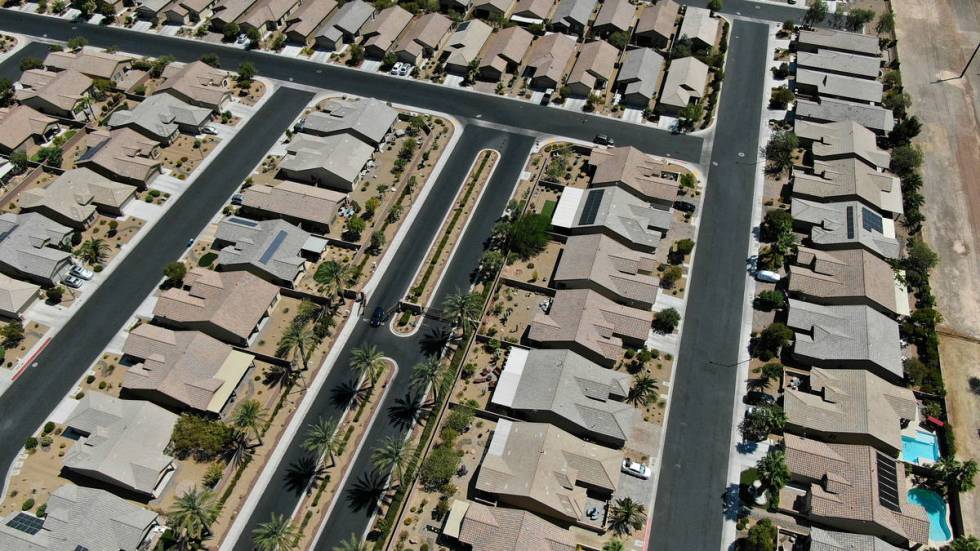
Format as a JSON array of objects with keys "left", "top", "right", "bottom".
[
  {"left": 902, "top": 430, "right": 941, "bottom": 464},
  {"left": 908, "top": 487, "right": 952, "bottom": 543}
]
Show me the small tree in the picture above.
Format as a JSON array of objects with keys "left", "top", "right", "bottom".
[
  {"left": 607, "top": 497, "right": 646, "bottom": 536},
  {"left": 875, "top": 11, "right": 895, "bottom": 34},
  {"left": 344, "top": 216, "right": 366, "bottom": 240},
  {"left": 764, "top": 131, "right": 798, "bottom": 173},
  {"left": 753, "top": 289, "right": 785, "bottom": 311},
  {"left": 743, "top": 519, "right": 777, "bottom": 551},
  {"left": 67, "top": 36, "right": 88, "bottom": 50},
  {"left": 890, "top": 144, "right": 923, "bottom": 176},
  {"left": 660, "top": 265, "right": 683, "bottom": 289},
  {"left": 680, "top": 172, "right": 697, "bottom": 189},
  {"left": 237, "top": 62, "right": 257, "bottom": 86},
  {"left": 608, "top": 31, "right": 628, "bottom": 50},
  {"left": 163, "top": 261, "right": 187, "bottom": 284},
  {"left": 200, "top": 53, "right": 220, "bottom": 68},
  {"left": 0, "top": 78, "right": 13, "bottom": 108},
  {"left": 653, "top": 308, "right": 681, "bottom": 334},
  {"left": 20, "top": 57, "right": 44, "bottom": 71},
  {"left": 369, "top": 230, "right": 386, "bottom": 254},
  {"left": 46, "top": 286, "right": 64, "bottom": 304},
  {"left": 707, "top": 0, "right": 722, "bottom": 11},
  {"left": 758, "top": 362, "right": 783, "bottom": 385},
  {"left": 1, "top": 321, "right": 25, "bottom": 347},
  {"left": 752, "top": 322, "right": 793, "bottom": 360},
  {"left": 504, "top": 213, "right": 550, "bottom": 259},
  {"left": 769, "top": 86, "right": 795, "bottom": 109},
  {"left": 756, "top": 449, "right": 789, "bottom": 511},
  {"left": 347, "top": 44, "right": 365, "bottom": 66},
  {"left": 222, "top": 22, "right": 241, "bottom": 41},
  {"left": 844, "top": 8, "right": 875, "bottom": 31},
  {"left": 944, "top": 536, "right": 980, "bottom": 551},
  {"left": 381, "top": 52, "right": 397, "bottom": 70},
  {"left": 804, "top": 0, "right": 828, "bottom": 25}
]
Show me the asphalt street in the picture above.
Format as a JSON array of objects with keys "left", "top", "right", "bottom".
[
  {"left": 0, "top": 40, "right": 51, "bottom": 81},
  {"left": 229, "top": 128, "right": 533, "bottom": 550},
  {"left": 678, "top": 0, "right": 806, "bottom": 24},
  {"left": 649, "top": 19, "right": 770, "bottom": 551},
  {"left": 0, "top": 10, "right": 702, "bottom": 162},
  {"left": 0, "top": 85, "right": 314, "bottom": 492}
]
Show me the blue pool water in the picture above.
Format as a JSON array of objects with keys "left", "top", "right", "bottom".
[
  {"left": 902, "top": 430, "right": 941, "bottom": 464},
  {"left": 908, "top": 488, "right": 952, "bottom": 543}
]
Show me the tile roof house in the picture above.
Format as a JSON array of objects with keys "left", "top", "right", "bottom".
[
  {"left": 807, "top": 527, "right": 905, "bottom": 551},
  {"left": 0, "top": 484, "right": 159, "bottom": 551},
  {"left": 510, "top": 0, "right": 554, "bottom": 24},
  {"left": 475, "top": 419, "right": 622, "bottom": 528},
  {"left": 439, "top": 0, "right": 471, "bottom": 13},
  {"left": 634, "top": 0, "right": 679, "bottom": 49},
  {"left": 784, "top": 434, "right": 929, "bottom": 547},
  {"left": 153, "top": 268, "right": 280, "bottom": 346},
  {"left": 796, "top": 50, "right": 881, "bottom": 80},
  {"left": 791, "top": 198, "right": 900, "bottom": 260},
  {"left": 491, "top": 348, "right": 652, "bottom": 448},
  {"left": 0, "top": 274, "right": 40, "bottom": 320},
  {"left": 565, "top": 40, "right": 618, "bottom": 97},
  {"left": 553, "top": 233, "right": 659, "bottom": 309},
  {"left": 44, "top": 48, "right": 133, "bottom": 82},
  {"left": 550, "top": 186, "right": 672, "bottom": 253},
  {"left": 657, "top": 56, "right": 709, "bottom": 114},
  {"left": 616, "top": 47, "right": 665, "bottom": 108},
  {"left": 528, "top": 288, "right": 652, "bottom": 366},
  {"left": 240, "top": 180, "right": 346, "bottom": 233},
  {"left": 156, "top": 61, "right": 231, "bottom": 111},
  {"left": 793, "top": 158, "right": 903, "bottom": 218},
  {"left": 300, "top": 97, "right": 398, "bottom": 146},
  {"left": 786, "top": 299, "right": 903, "bottom": 383},
  {"left": 213, "top": 216, "right": 319, "bottom": 286},
  {"left": 122, "top": 324, "right": 255, "bottom": 414},
  {"left": 238, "top": 0, "right": 300, "bottom": 32},
  {"left": 795, "top": 97, "right": 895, "bottom": 135},
  {"left": 795, "top": 120, "right": 890, "bottom": 170},
  {"left": 526, "top": 32, "right": 578, "bottom": 90},
  {"left": 393, "top": 12, "right": 452, "bottom": 65},
  {"left": 472, "top": 0, "right": 515, "bottom": 19},
  {"left": 678, "top": 6, "right": 719, "bottom": 49},
  {"left": 789, "top": 247, "right": 909, "bottom": 317},
  {"left": 360, "top": 5, "right": 414, "bottom": 59},
  {"left": 284, "top": 0, "right": 338, "bottom": 44},
  {"left": 314, "top": 0, "right": 373, "bottom": 50},
  {"left": 279, "top": 133, "right": 375, "bottom": 191},
  {"left": 20, "top": 167, "right": 136, "bottom": 229},
  {"left": 784, "top": 368, "right": 917, "bottom": 457},
  {"left": 62, "top": 392, "right": 178, "bottom": 497},
  {"left": 77, "top": 128, "right": 162, "bottom": 187},
  {"left": 442, "top": 19, "right": 494, "bottom": 75},
  {"left": 161, "top": 0, "right": 219, "bottom": 25},
  {"left": 0, "top": 212, "right": 73, "bottom": 286},
  {"left": 0, "top": 105, "right": 59, "bottom": 156},
  {"left": 107, "top": 93, "right": 212, "bottom": 144},
  {"left": 210, "top": 0, "right": 258, "bottom": 28},
  {"left": 592, "top": 0, "right": 635, "bottom": 37},
  {"left": 797, "top": 28, "right": 881, "bottom": 57},
  {"left": 444, "top": 500, "right": 577, "bottom": 551},
  {"left": 478, "top": 26, "right": 534, "bottom": 81},
  {"left": 588, "top": 145, "right": 681, "bottom": 207},
  {"left": 16, "top": 68, "right": 93, "bottom": 118},
  {"left": 549, "top": 0, "right": 597, "bottom": 36},
  {"left": 137, "top": 0, "right": 176, "bottom": 20},
  {"left": 795, "top": 68, "right": 883, "bottom": 104}
]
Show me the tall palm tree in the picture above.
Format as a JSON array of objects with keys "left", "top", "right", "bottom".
[
  {"left": 607, "top": 497, "right": 646, "bottom": 536},
  {"left": 350, "top": 345, "right": 387, "bottom": 387},
  {"left": 303, "top": 416, "right": 340, "bottom": 467},
  {"left": 371, "top": 436, "right": 413, "bottom": 485},
  {"left": 313, "top": 260, "right": 351, "bottom": 303},
  {"left": 278, "top": 322, "right": 318, "bottom": 371},
  {"left": 333, "top": 533, "right": 367, "bottom": 551},
  {"left": 167, "top": 486, "right": 222, "bottom": 550},
  {"left": 232, "top": 399, "right": 268, "bottom": 445},
  {"left": 264, "top": 361, "right": 303, "bottom": 390},
  {"left": 627, "top": 374, "right": 659, "bottom": 406},
  {"left": 756, "top": 449, "right": 789, "bottom": 510},
  {"left": 77, "top": 237, "right": 110, "bottom": 265},
  {"left": 252, "top": 513, "right": 298, "bottom": 551},
  {"left": 296, "top": 299, "right": 325, "bottom": 325},
  {"left": 223, "top": 429, "right": 255, "bottom": 470},
  {"left": 441, "top": 290, "right": 483, "bottom": 335},
  {"left": 930, "top": 457, "right": 979, "bottom": 496},
  {"left": 409, "top": 358, "right": 442, "bottom": 393}
]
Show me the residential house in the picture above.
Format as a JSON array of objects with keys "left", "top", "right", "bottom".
[
  {"left": 525, "top": 32, "right": 577, "bottom": 90},
  {"left": 553, "top": 233, "right": 658, "bottom": 309},
  {"left": 0, "top": 485, "right": 160, "bottom": 551},
  {"left": 587, "top": 145, "right": 680, "bottom": 208},
  {"left": 794, "top": 119, "right": 890, "bottom": 170},
  {"left": 16, "top": 69, "right": 93, "bottom": 118},
  {"left": 783, "top": 434, "right": 929, "bottom": 547},
  {"left": 806, "top": 528, "right": 905, "bottom": 551},
  {"left": 44, "top": 48, "right": 132, "bottom": 82},
  {"left": 795, "top": 97, "right": 895, "bottom": 136},
  {"left": 592, "top": 0, "right": 635, "bottom": 37},
  {"left": 443, "top": 500, "right": 578, "bottom": 551},
  {"left": 789, "top": 247, "right": 909, "bottom": 317},
  {"left": 616, "top": 47, "right": 665, "bottom": 107},
  {"left": 478, "top": 26, "right": 534, "bottom": 81},
  {"left": 153, "top": 268, "right": 280, "bottom": 346},
  {"left": 0, "top": 212, "right": 73, "bottom": 286},
  {"left": 565, "top": 40, "right": 618, "bottom": 97},
  {"left": 284, "top": 0, "right": 337, "bottom": 45},
  {"left": 784, "top": 368, "right": 917, "bottom": 456},
  {"left": 549, "top": 0, "right": 597, "bottom": 36},
  {"left": 161, "top": 0, "right": 219, "bottom": 25},
  {"left": 107, "top": 93, "right": 212, "bottom": 143},
  {"left": 797, "top": 28, "right": 881, "bottom": 57},
  {"left": 795, "top": 68, "right": 883, "bottom": 104},
  {"left": 791, "top": 198, "right": 900, "bottom": 260},
  {"left": 793, "top": 158, "right": 903, "bottom": 219},
  {"left": 442, "top": 19, "right": 494, "bottom": 75},
  {"left": 0, "top": 105, "right": 58, "bottom": 156},
  {"left": 156, "top": 61, "right": 231, "bottom": 111},
  {"left": 510, "top": 0, "right": 554, "bottom": 25},
  {"left": 472, "top": 0, "right": 515, "bottom": 19},
  {"left": 77, "top": 128, "right": 162, "bottom": 187},
  {"left": 634, "top": 0, "right": 679, "bottom": 49},
  {"left": 550, "top": 186, "right": 672, "bottom": 253},
  {"left": 786, "top": 298, "right": 903, "bottom": 383},
  {"left": 657, "top": 56, "right": 709, "bottom": 114},
  {"left": 360, "top": 5, "right": 413, "bottom": 59},
  {"left": 20, "top": 168, "right": 136, "bottom": 229},
  {"left": 121, "top": 324, "right": 255, "bottom": 414},
  {"left": 0, "top": 274, "right": 40, "bottom": 320},
  {"left": 440, "top": 0, "right": 471, "bottom": 13},
  {"left": 213, "top": 216, "right": 323, "bottom": 286},
  {"left": 475, "top": 419, "right": 622, "bottom": 529},
  {"left": 677, "top": 6, "right": 719, "bottom": 50},
  {"left": 210, "top": 0, "right": 258, "bottom": 29},
  {"left": 300, "top": 97, "right": 397, "bottom": 146},
  {"left": 393, "top": 12, "right": 452, "bottom": 65},
  {"left": 240, "top": 180, "right": 346, "bottom": 233},
  {"left": 238, "top": 0, "right": 300, "bottom": 33},
  {"left": 279, "top": 133, "right": 375, "bottom": 191},
  {"left": 528, "top": 288, "right": 653, "bottom": 366},
  {"left": 796, "top": 50, "right": 881, "bottom": 80},
  {"left": 314, "top": 0, "right": 373, "bottom": 50},
  {"left": 62, "top": 392, "right": 178, "bottom": 497},
  {"left": 136, "top": 0, "right": 173, "bottom": 20}
]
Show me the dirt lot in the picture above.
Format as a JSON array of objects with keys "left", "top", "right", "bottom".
[{"left": 938, "top": 334, "right": 980, "bottom": 535}]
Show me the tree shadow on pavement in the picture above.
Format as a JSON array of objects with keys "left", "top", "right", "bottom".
[
  {"left": 387, "top": 393, "right": 431, "bottom": 430},
  {"left": 346, "top": 469, "right": 389, "bottom": 513},
  {"left": 283, "top": 454, "right": 327, "bottom": 496}
]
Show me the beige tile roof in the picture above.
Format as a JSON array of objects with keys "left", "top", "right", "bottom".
[
  {"left": 473, "top": 0, "right": 514, "bottom": 15},
  {"left": 789, "top": 247, "right": 904, "bottom": 316},
  {"left": 554, "top": 234, "right": 658, "bottom": 307},
  {"left": 157, "top": 61, "right": 230, "bottom": 109},
  {"left": 659, "top": 56, "right": 708, "bottom": 109},
  {"left": 0, "top": 105, "right": 57, "bottom": 152},
  {"left": 285, "top": 0, "right": 338, "bottom": 38},
  {"left": 793, "top": 158, "right": 903, "bottom": 216},
  {"left": 44, "top": 48, "right": 132, "bottom": 80},
  {"left": 784, "top": 434, "right": 929, "bottom": 546},
  {"left": 566, "top": 40, "right": 618, "bottom": 93},
  {"left": 457, "top": 501, "right": 578, "bottom": 551},
  {"left": 444, "top": 19, "right": 494, "bottom": 69},
  {"left": 588, "top": 145, "right": 680, "bottom": 204},
  {"left": 361, "top": 5, "right": 414, "bottom": 53},
  {"left": 20, "top": 167, "right": 135, "bottom": 223},
  {"left": 593, "top": 0, "right": 634, "bottom": 33},
  {"left": 797, "top": 50, "right": 881, "bottom": 79},
  {"left": 240, "top": 0, "right": 299, "bottom": 28},
  {"left": 480, "top": 26, "right": 534, "bottom": 76},
  {"left": 212, "top": 0, "right": 256, "bottom": 22},
  {"left": 791, "top": 198, "right": 901, "bottom": 259},
  {"left": 794, "top": 119, "right": 890, "bottom": 170},
  {"left": 526, "top": 33, "right": 577, "bottom": 86},
  {"left": 393, "top": 12, "right": 452, "bottom": 60},
  {"left": 511, "top": 0, "right": 553, "bottom": 20},
  {"left": 797, "top": 28, "right": 881, "bottom": 57},
  {"left": 0, "top": 273, "right": 39, "bottom": 316},
  {"left": 241, "top": 180, "right": 345, "bottom": 227},
  {"left": 153, "top": 268, "right": 279, "bottom": 343},
  {"left": 79, "top": 128, "right": 161, "bottom": 184},
  {"left": 16, "top": 68, "right": 92, "bottom": 113},
  {"left": 795, "top": 67, "right": 883, "bottom": 104},
  {"left": 635, "top": 0, "right": 678, "bottom": 40},
  {"left": 678, "top": 6, "right": 719, "bottom": 47}
]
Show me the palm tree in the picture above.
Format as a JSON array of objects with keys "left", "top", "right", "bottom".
[
  {"left": 333, "top": 533, "right": 367, "bottom": 551},
  {"left": 607, "top": 497, "right": 646, "bottom": 536},
  {"left": 602, "top": 539, "right": 625, "bottom": 551},
  {"left": 627, "top": 374, "right": 659, "bottom": 406},
  {"left": 929, "top": 457, "right": 979, "bottom": 496},
  {"left": 77, "top": 237, "right": 110, "bottom": 265},
  {"left": 441, "top": 290, "right": 483, "bottom": 335},
  {"left": 756, "top": 449, "right": 789, "bottom": 510},
  {"left": 296, "top": 299, "right": 326, "bottom": 325},
  {"left": 252, "top": 513, "right": 298, "bottom": 551},
  {"left": 264, "top": 361, "right": 303, "bottom": 390},
  {"left": 223, "top": 429, "right": 255, "bottom": 469},
  {"left": 313, "top": 260, "right": 351, "bottom": 302},
  {"left": 350, "top": 344, "right": 387, "bottom": 387},
  {"left": 278, "top": 322, "right": 317, "bottom": 371},
  {"left": 232, "top": 399, "right": 268, "bottom": 445},
  {"left": 409, "top": 358, "right": 442, "bottom": 393},
  {"left": 167, "top": 487, "right": 222, "bottom": 549},
  {"left": 371, "top": 436, "right": 413, "bottom": 485},
  {"left": 303, "top": 416, "right": 340, "bottom": 467}
]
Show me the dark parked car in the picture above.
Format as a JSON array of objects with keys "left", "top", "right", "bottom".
[
  {"left": 674, "top": 200, "right": 696, "bottom": 213},
  {"left": 744, "top": 391, "right": 776, "bottom": 406},
  {"left": 594, "top": 134, "right": 615, "bottom": 146},
  {"left": 370, "top": 306, "right": 388, "bottom": 327}
]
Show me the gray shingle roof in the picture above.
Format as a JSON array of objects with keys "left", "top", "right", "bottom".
[
  {"left": 108, "top": 93, "right": 211, "bottom": 142},
  {"left": 0, "top": 212, "right": 73, "bottom": 283},
  {"left": 550, "top": 0, "right": 597, "bottom": 30},
  {"left": 795, "top": 97, "right": 895, "bottom": 134},
  {"left": 215, "top": 216, "right": 310, "bottom": 283},
  {"left": 796, "top": 68, "right": 883, "bottom": 104},
  {"left": 280, "top": 132, "right": 374, "bottom": 190},
  {"left": 659, "top": 56, "right": 709, "bottom": 109},
  {"left": 797, "top": 28, "right": 881, "bottom": 57},
  {"left": 553, "top": 186, "right": 672, "bottom": 252},
  {"left": 792, "top": 157, "right": 903, "bottom": 216},
  {"left": 678, "top": 6, "right": 719, "bottom": 47},
  {"left": 795, "top": 119, "right": 890, "bottom": 169},
  {"left": 797, "top": 50, "right": 881, "bottom": 79},
  {"left": 315, "top": 0, "right": 373, "bottom": 44},
  {"left": 301, "top": 97, "right": 397, "bottom": 145},
  {"left": 616, "top": 47, "right": 665, "bottom": 102},
  {"left": 789, "top": 247, "right": 906, "bottom": 316},
  {"left": 554, "top": 233, "right": 658, "bottom": 307},
  {"left": 791, "top": 198, "right": 900, "bottom": 259},
  {"left": 593, "top": 0, "right": 634, "bottom": 33}
]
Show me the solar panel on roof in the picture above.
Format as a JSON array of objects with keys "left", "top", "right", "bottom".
[
  {"left": 6, "top": 512, "right": 43, "bottom": 535},
  {"left": 862, "top": 207, "right": 883, "bottom": 233},
  {"left": 74, "top": 546, "right": 90, "bottom": 551},
  {"left": 578, "top": 189, "right": 604, "bottom": 225},
  {"left": 228, "top": 217, "right": 259, "bottom": 228},
  {"left": 259, "top": 230, "right": 288, "bottom": 265},
  {"left": 876, "top": 452, "right": 901, "bottom": 512},
  {"left": 845, "top": 205, "right": 855, "bottom": 239}
]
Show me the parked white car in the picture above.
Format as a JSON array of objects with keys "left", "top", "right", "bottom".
[
  {"left": 63, "top": 275, "right": 84, "bottom": 289},
  {"left": 69, "top": 265, "right": 94, "bottom": 280},
  {"left": 621, "top": 459, "right": 651, "bottom": 479},
  {"left": 755, "top": 270, "right": 781, "bottom": 283}
]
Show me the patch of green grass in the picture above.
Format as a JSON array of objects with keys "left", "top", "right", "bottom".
[
  {"left": 740, "top": 467, "right": 758, "bottom": 487},
  {"left": 540, "top": 199, "right": 556, "bottom": 219},
  {"left": 197, "top": 252, "right": 218, "bottom": 267}
]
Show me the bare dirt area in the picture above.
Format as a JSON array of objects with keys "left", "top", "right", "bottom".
[
  {"left": 893, "top": 0, "right": 980, "bottom": 340},
  {"left": 938, "top": 333, "right": 980, "bottom": 535}
]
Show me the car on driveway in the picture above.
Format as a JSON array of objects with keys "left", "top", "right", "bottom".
[
  {"left": 63, "top": 275, "right": 84, "bottom": 289},
  {"left": 674, "top": 200, "right": 696, "bottom": 213},
  {"left": 621, "top": 459, "right": 651, "bottom": 479},
  {"left": 201, "top": 124, "right": 218, "bottom": 135},
  {"left": 69, "top": 265, "right": 94, "bottom": 280},
  {"left": 755, "top": 270, "right": 781, "bottom": 283},
  {"left": 744, "top": 391, "right": 776, "bottom": 407}
]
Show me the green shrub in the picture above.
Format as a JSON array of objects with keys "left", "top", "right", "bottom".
[
  {"left": 39, "top": 435, "right": 53, "bottom": 447},
  {"left": 170, "top": 414, "right": 234, "bottom": 461},
  {"left": 148, "top": 189, "right": 161, "bottom": 198},
  {"left": 42, "top": 422, "right": 55, "bottom": 434},
  {"left": 197, "top": 252, "right": 218, "bottom": 267},
  {"left": 24, "top": 437, "right": 38, "bottom": 451},
  {"left": 202, "top": 462, "right": 224, "bottom": 488},
  {"left": 653, "top": 308, "right": 681, "bottom": 334},
  {"left": 21, "top": 498, "right": 34, "bottom": 511}
]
